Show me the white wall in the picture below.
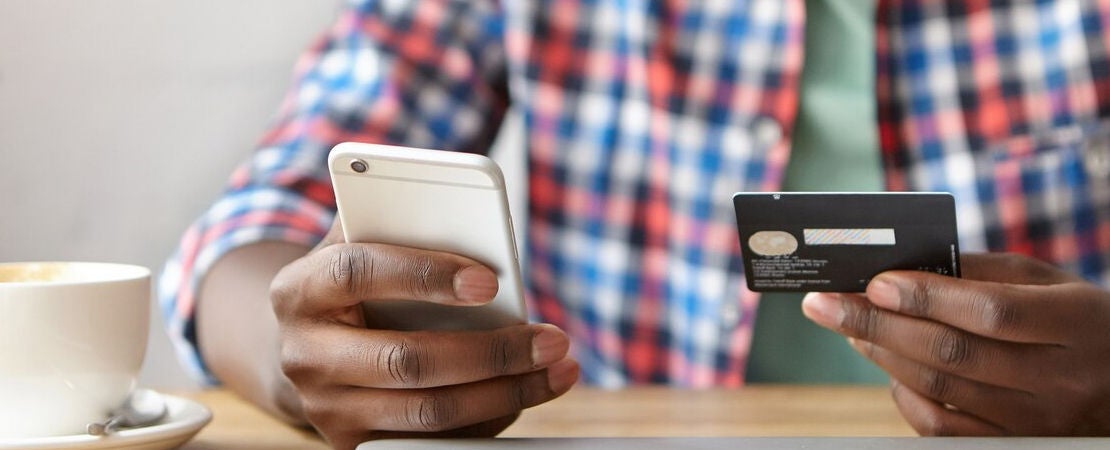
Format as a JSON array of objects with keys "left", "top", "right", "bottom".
[{"left": 0, "top": 0, "right": 345, "bottom": 389}]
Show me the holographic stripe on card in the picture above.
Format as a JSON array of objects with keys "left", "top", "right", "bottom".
[{"left": 803, "top": 228, "right": 896, "bottom": 246}]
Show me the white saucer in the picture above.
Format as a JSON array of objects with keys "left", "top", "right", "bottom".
[{"left": 0, "top": 393, "right": 212, "bottom": 450}]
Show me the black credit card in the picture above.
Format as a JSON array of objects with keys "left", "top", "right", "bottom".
[{"left": 732, "top": 193, "right": 960, "bottom": 292}]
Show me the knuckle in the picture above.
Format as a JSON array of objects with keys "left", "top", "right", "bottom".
[
  {"left": 407, "top": 393, "right": 459, "bottom": 432},
  {"left": 269, "top": 277, "right": 292, "bottom": 304},
  {"left": 374, "top": 340, "right": 425, "bottom": 387},
  {"left": 510, "top": 376, "right": 531, "bottom": 411},
  {"left": 903, "top": 280, "right": 933, "bottom": 317},
  {"left": 327, "top": 246, "right": 374, "bottom": 295},
  {"left": 917, "top": 367, "right": 954, "bottom": 401},
  {"left": 977, "top": 294, "right": 1020, "bottom": 335},
  {"left": 930, "top": 327, "right": 973, "bottom": 369},
  {"left": 268, "top": 271, "right": 302, "bottom": 314},
  {"left": 279, "top": 342, "right": 315, "bottom": 382},
  {"left": 407, "top": 255, "right": 444, "bottom": 299},
  {"left": 488, "top": 334, "right": 516, "bottom": 376},
  {"left": 843, "top": 300, "right": 883, "bottom": 341}
]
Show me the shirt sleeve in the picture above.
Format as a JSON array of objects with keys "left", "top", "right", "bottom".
[{"left": 158, "top": 0, "right": 510, "bottom": 384}]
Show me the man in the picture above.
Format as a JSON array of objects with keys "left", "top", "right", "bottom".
[{"left": 162, "top": 1, "right": 1110, "bottom": 449}]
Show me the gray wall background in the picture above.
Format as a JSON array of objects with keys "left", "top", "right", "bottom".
[
  {"left": 0, "top": 0, "right": 346, "bottom": 389},
  {"left": 1, "top": 0, "right": 528, "bottom": 391}
]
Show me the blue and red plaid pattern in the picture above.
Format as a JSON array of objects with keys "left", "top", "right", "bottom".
[
  {"left": 877, "top": 1, "right": 1110, "bottom": 283},
  {"left": 161, "top": 0, "right": 1110, "bottom": 387}
]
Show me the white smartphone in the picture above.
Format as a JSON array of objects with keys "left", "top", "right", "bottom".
[{"left": 328, "top": 142, "right": 528, "bottom": 330}]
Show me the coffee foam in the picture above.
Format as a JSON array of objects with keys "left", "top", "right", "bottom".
[
  {"left": 0, "top": 262, "right": 146, "bottom": 284},
  {"left": 0, "top": 263, "right": 72, "bottom": 283}
]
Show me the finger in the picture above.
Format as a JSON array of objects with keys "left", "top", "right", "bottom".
[
  {"left": 864, "top": 271, "right": 1095, "bottom": 345},
  {"left": 890, "top": 378, "right": 1006, "bottom": 436},
  {"left": 960, "top": 253, "right": 1084, "bottom": 285},
  {"left": 803, "top": 293, "right": 1049, "bottom": 389},
  {"left": 370, "top": 413, "right": 521, "bottom": 441},
  {"left": 272, "top": 242, "right": 499, "bottom": 318},
  {"left": 849, "top": 338, "right": 1037, "bottom": 430},
  {"left": 282, "top": 324, "right": 570, "bottom": 389},
  {"left": 304, "top": 358, "right": 579, "bottom": 434},
  {"left": 330, "top": 413, "right": 521, "bottom": 448}
]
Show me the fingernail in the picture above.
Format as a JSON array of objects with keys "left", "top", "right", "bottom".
[
  {"left": 801, "top": 292, "right": 843, "bottom": 327},
  {"left": 532, "top": 325, "right": 569, "bottom": 368},
  {"left": 453, "top": 265, "right": 499, "bottom": 304},
  {"left": 546, "top": 358, "right": 579, "bottom": 393},
  {"left": 867, "top": 277, "right": 901, "bottom": 311}
]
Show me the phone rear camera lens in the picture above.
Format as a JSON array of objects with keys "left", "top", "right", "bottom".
[{"left": 350, "top": 159, "right": 368, "bottom": 173}]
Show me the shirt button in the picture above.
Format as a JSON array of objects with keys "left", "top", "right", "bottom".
[
  {"left": 1084, "top": 136, "right": 1110, "bottom": 178},
  {"left": 720, "top": 303, "right": 741, "bottom": 325},
  {"left": 751, "top": 116, "right": 783, "bottom": 150}
]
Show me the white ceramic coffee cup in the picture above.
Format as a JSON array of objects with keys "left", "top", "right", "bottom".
[{"left": 0, "top": 261, "right": 151, "bottom": 439}]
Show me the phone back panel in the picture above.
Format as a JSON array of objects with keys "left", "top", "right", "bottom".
[{"left": 330, "top": 143, "right": 527, "bottom": 330}]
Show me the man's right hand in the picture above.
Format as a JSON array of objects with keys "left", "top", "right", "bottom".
[{"left": 269, "top": 226, "right": 579, "bottom": 450}]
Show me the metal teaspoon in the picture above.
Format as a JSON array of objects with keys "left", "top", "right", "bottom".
[{"left": 86, "top": 388, "right": 169, "bottom": 436}]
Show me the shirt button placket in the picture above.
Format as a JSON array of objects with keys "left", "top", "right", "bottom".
[{"left": 751, "top": 116, "right": 784, "bottom": 151}]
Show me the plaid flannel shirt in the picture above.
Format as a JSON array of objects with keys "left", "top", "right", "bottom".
[{"left": 161, "top": 0, "right": 1110, "bottom": 387}]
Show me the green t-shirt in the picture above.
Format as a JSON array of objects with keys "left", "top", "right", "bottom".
[{"left": 745, "top": 0, "right": 888, "bottom": 384}]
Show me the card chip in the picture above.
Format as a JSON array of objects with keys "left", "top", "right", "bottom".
[{"left": 803, "top": 228, "right": 896, "bottom": 246}]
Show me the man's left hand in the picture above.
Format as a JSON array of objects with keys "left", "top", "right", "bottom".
[{"left": 802, "top": 253, "right": 1110, "bottom": 436}]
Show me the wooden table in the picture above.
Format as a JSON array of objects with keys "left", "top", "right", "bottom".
[{"left": 181, "top": 385, "right": 914, "bottom": 449}]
